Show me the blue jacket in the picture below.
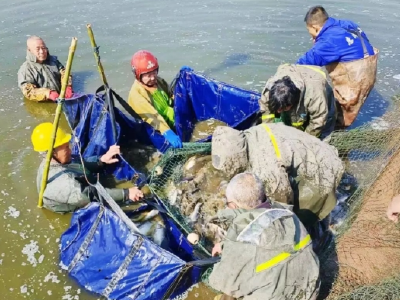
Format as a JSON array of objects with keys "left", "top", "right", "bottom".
[{"left": 297, "top": 17, "right": 374, "bottom": 66}]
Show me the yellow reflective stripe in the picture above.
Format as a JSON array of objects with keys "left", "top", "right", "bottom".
[
  {"left": 255, "top": 252, "right": 291, "bottom": 273},
  {"left": 293, "top": 234, "right": 311, "bottom": 251},
  {"left": 262, "top": 114, "right": 275, "bottom": 120},
  {"left": 262, "top": 124, "right": 281, "bottom": 160},
  {"left": 302, "top": 65, "right": 326, "bottom": 79},
  {"left": 291, "top": 121, "right": 304, "bottom": 127},
  {"left": 255, "top": 234, "right": 311, "bottom": 273}
]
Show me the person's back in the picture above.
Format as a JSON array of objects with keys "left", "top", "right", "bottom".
[
  {"left": 209, "top": 208, "right": 320, "bottom": 300},
  {"left": 211, "top": 123, "right": 344, "bottom": 226},
  {"left": 260, "top": 63, "right": 336, "bottom": 138}
]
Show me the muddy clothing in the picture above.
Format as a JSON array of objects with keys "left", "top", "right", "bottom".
[
  {"left": 208, "top": 208, "right": 320, "bottom": 300},
  {"left": 296, "top": 17, "right": 378, "bottom": 127},
  {"left": 127, "top": 77, "right": 174, "bottom": 134},
  {"left": 36, "top": 157, "right": 127, "bottom": 213},
  {"left": 326, "top": 48, "right": 378, "bottom": 127},
  {"left": 211, "top": 123, "right": 344, "bottom": 226},
  {"left": 260, "top": 64, "right": 336, "bottom": 138},
  {"left": 18, "top": 51, "right": 72, "bottom": 101}
]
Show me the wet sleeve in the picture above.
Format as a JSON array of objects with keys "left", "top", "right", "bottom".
[
  {"left": 267, "top": 165, "right": 294, "bottom": 205},
  {"left": 82, "top": 156, "right": 105, "bottom": 173},
  {"left": 18, "top": 65, "right": 51, "bottom": 101},
  {"left": 128, "top": 90, "right": 171, "bottom": 134},
  {"left": 304, "top": 84, "right": 329, "bottom": 137}
]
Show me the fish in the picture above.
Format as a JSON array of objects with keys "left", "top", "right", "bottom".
[{"left": 189, "top": 118, "right": 228, "bottom": 142}]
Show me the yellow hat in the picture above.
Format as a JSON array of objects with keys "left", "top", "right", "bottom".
[{"left": 31, "top": 122, "right": 72, "bottom": 152}]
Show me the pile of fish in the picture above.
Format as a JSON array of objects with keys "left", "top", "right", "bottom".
[{"left": 164, "top": 154, "right": 231, "bottom": 244}]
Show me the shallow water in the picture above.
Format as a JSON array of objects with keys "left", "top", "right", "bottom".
[{"left": 1, "top": 0, "right": 400, "bottom": 299}]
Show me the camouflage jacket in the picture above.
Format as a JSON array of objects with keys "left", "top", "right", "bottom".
[
  {"left": 259, "top": 64, "right": 336, "bottom": 138},
  {"left": 18, "top": 51, "right": 72, "bottom": 101}
]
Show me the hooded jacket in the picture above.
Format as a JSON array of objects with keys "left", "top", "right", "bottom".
[
  {"left": 208, "top": 208, "right": 320, "bottom": 300},
  {"left": 259, "top": 64, "right": 336, "bottom": 138},
  {"left": 18, "top": 51, "right": 72, "bottom": 101},
  {"left": 211, "top": 123, "right": 344, "bottom": 226}
]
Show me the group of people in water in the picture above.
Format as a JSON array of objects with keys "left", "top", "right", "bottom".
[{"left": 18, "top": 5, "right": 398, "bottom": 300}]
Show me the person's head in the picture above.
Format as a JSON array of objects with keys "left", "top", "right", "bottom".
[
  {"left": 131, "top": 50, "right": 159, "bottom": 87},
  {"left": 304, "top": 6, "right": 329, "bottom": 39},
  {"left": 212, "top": 126, "right": 248, "bottom": 178},
  {"left": 225, "top": 172, "right": 265, "bottom": 209},
  {"left": 27, "top": 36, "right": 48, "bottom": 63},
  {"left": 31, "top": 122, "right": 72, "bottom": 164},
  {"left": 268, "top": 76, "right": 300, "bottom": 113}
]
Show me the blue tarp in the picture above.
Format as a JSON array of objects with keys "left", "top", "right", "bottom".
[
  {"left": 60, "top": 202, "right": 208, "bottom": 300},
  {"left": 60, "top": 69, "right": 262, "bottom": 299},
  {"left": 174, "top": 66, "right": 261, "bottom": 142},
  {"left": 63, "top": 91, "right": 171, "bottom": 183}
]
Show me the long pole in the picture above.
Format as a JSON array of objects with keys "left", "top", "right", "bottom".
[
  {"left": 37, "top": 37, "right": 78, "bottom": 208},
  {"left": 86, "top": 24, "right": 117, "bottom": 142}
]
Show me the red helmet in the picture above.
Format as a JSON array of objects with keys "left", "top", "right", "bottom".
[{"left": 131, "top": 50, "right": 159, "bottom": 80}]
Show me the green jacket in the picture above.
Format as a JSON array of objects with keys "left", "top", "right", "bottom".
[
  {"left": 208, "top": 208, "right": 320, "bottom": 300},
  {"left": 36, "top": 157, "right": 127, "bottom": 213},
  {"left": 259, "top": 64, "right": 336, "bottom": 138}
]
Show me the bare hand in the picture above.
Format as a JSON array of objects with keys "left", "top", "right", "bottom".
[
  {"left": 387, "top": 194, "right": 400, "bottom": 223},
  {"left": 212, "top": 243, "right": 222, "bottom": 257},
  {"left": 100, "top": 145, "right": 120, "bottom": 164},
  {"left": 128, "top": 187, "right": 144, "bottom": 202}
]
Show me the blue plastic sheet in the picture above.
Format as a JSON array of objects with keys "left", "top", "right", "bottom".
[
  {"left": 63, "top": 91, "right": 171, "bottom": 183},
  {"left": 173, "top": 66, "right": 261, "bottom": 142},
  {"left": 60, "top": 202, "right": 201, "bottom": 300}
]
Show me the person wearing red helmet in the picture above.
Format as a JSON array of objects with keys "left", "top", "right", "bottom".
[{"left": 128, "top": 50, "right": 182, "bottom": 148}]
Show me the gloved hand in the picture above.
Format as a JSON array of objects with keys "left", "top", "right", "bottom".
[
  {"left": 163, "top": 129, "right": 182, "bottom": 148},
  {"left": 65, "top": 86, "right": 73, "bottom": 99},
  {"left": 48, "top": 90, "right": 59, "bottom": 101}
]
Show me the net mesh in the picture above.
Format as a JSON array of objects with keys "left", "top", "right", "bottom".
[{"left": 148, "top": 95, "right": 400, "bottom": 299}]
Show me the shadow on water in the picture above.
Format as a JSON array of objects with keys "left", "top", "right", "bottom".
[
  {"left": 348, "top": 88, "right": 389, "bottom": 129},
  {"left": 203, "top": 53, "right": 251, "bottom": 76},
  {"left": 72, "top": 70, "right": 97, "bottom": 92}
]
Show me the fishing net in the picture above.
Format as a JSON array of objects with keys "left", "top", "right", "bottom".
[{"left": 148, "top": 95, "right": 400, "bottom": 299}]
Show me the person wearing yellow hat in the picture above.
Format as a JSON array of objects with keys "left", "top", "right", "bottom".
[{"left": 31, "top": 122, "right": 143, "bottom": 213}]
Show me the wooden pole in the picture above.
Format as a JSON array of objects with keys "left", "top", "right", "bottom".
[
  {"left": 86, "top": 24, "right": 117, "bottom": 142},
  {"left": 37, "top": 37, "right": 78, "bottom": 208}
]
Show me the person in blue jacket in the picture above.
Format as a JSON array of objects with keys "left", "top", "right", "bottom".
[{"left": 297, "top": 6, "right": 379, "bottom": 128}]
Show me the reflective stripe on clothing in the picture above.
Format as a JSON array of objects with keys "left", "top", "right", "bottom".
[
  {"left": 302, "top": 65, "right": 327, "bottom": 79},
  {"left": 255, "top": 234, "right": 311, "bottom": 273},
  {"left": 262, "top": 114, "right": 275, "bottom": 120},
  {"left": 262, "top": 124, "right": 281, "bottom": 159}
]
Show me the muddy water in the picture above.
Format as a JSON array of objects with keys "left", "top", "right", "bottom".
[
  {"left": 189, "top": 118, "right": 228, "bottom": 142},
  {"left": 1, "top": 0, "right": 400, "bottom": 299}
]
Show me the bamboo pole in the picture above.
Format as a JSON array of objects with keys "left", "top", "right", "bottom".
[
  {"left": 86, "top": 24, "right": 117, "bottom": 142},
  {"left": 37, "top": 37, "right": 78, "bottom": 208}
]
